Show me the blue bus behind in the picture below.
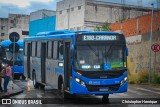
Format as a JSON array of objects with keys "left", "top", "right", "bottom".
[{"left": 1, "top": 40, "right": 24, "bottom": 79}]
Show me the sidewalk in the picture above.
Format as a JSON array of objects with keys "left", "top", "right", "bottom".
[{"left": 0, "top": 82, "right": 23, "bottom": 98}]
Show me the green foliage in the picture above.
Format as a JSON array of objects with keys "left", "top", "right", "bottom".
[
  {"left": 94, "top": 21, "right": 111, "bottom": 31},
  {"left": 128, "top": 70, "right": 148, "bottom": 84},
  {"left": 128, "top": 69, "right": 160, "bottom": 84},
  {"left": 152, "top": 74, "right": 160, "bottom": 84},
  {"left": 136, "top": 70, "right": 148, "bottom": 84}
]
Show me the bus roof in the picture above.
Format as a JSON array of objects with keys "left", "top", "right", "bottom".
[
  {"left": 1, "top": 40, "right": 23, "bottom": 47},
  {"left": 24, "top": 30, "right": 120, "bottom": 41}
]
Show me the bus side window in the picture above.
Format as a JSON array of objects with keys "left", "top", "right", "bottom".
[
  {"left": 25, "top": 42, "right": 27, "bottom": 56},
  {"left": 37, "top": 41, "right": 41, "bottom": 57},
  {"left": 53, "top": 41, "right": 58, "bottom": 60},
  {"left": 52, "top": 41, "right": 54, "bottom": 58},
  {"left": 47, "top": 41, "right": 52, "bottom": 58},
  {"left": 58, "top": 41, "right": 63, "bottom": 60},
  {"left": 35, "top": 42, "right": 37, "bottom": 56},
  {"left": 32, "top": 42, "right": 36, "bottom": 57}
]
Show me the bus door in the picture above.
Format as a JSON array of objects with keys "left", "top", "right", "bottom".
[
  {"left": 41, "top": 43, "right": 46, "bottom": 83},
  {"left": 63, "top": 40, "right": 72, "bottom": 91},
  {"left": 27, "top": 43, "right": 31, "bottom": 78}
]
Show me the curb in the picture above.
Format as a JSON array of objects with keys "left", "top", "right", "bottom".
[{"left": 0, "top": 90, "right": 24, "bottom": 99}]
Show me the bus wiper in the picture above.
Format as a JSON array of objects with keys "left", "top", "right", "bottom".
[
  {"left": 87, "top": 44, "right": 98, "bottom": 57},
  {"left": 87, "top": 44, "right": 101, "bottom": 63}
]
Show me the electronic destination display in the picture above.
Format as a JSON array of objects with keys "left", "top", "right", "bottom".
[{"left": 82, "top": 35, "right": 119, "bottom": 41}]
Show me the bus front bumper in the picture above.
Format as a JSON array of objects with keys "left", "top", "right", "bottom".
[{"left": 71, "top": 80, "right": 128, "bottom": 95}]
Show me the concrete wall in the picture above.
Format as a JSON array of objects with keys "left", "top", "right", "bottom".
[
  {"left": 29, "top": 16, "right": 56, "bottom": 36},
  {"left": 8, "top": 14, "right": 29, "bottom": 30},
  {"left": 56, "top": 0, "right": 86, "bottom": 30},
  {"left": 0, "top": 18, "right": 8, "bottom": 41},
  {"left": 109, "top": 12, "right": 160, "bottom": 74},
  {"left": 30, "top": 9, "right": 56, "bottom": 21},
  {"left": 110, "top": 12, "right": 160, "bottom": 37},
  {"left": 8, "top": 28, "right": 29, "bottom": 40},
  {"left": 127, "top": 31, "right": 160, "bottom": 74},
  {"left": 56, "top": 0, "right": 151, "bottom": 30}
]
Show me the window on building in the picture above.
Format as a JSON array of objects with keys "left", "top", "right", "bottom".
[
  {"left": 22, "top": 31, "right": 29, "bottom": 35},
  {"left": 10, "top": 20, "right": 14, "bottom": 23},
  {"left": 1, "top": 33, "right": 5, "bottom": 36},
  {"left": 59, "top": 11, "right": 62, "bottom": 14},
  {"left": 77, "top": 27, "right": 81, "bottom": 30},
  {"left": 71, "top": 7, "right": 74, "bottom": 11},
  {"left": 78, "top": 6, "right": 81, "bottom": 10},
  {"left": 67, "top": 9, "right": 69, "bottom": 13},
  {"left": 1, "top": 26, "right": 5, "bottom": 30}
]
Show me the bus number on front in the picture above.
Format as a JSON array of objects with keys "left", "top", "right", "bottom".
[{"left": 83, "top": 35, "right": 117, "bottom": 41}]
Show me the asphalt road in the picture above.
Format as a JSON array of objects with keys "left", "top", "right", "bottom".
[{"left": 3, "top": 80, "right": 160, "bottom": 107}]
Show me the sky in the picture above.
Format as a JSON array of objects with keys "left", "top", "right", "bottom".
[{"left": 0, "top": 0, "right": 159, "bottom": 18}]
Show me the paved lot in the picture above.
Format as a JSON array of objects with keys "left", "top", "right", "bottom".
[{"left": 1, "top": 80, "right": 158, "bottom": 107}]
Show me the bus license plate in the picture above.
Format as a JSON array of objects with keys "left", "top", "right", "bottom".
[{"left": 99, "top": 88, "right": 108, "bottom": 92}]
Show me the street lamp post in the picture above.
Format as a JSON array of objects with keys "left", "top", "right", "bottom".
[{"left": 148, "top": 3, "right": 154, "bottom": 83}]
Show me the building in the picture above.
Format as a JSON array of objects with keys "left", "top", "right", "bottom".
[
  {"left": 8, "top": 14, "right": 29, "bottom": 31},
  {"left": 0, "top": 18, "right": 8, "bottom": 41},
  {"left": 29, "top": 9, "right": 56, "bottom": 36},
  {"left": 56, "top": 0, "right": 152, "bottom": 30},
  {"left": 30, "top": 9, "right": 56, "bottom": 21},
  {"left": 0, "top": 14, "right": 30, "bottom": 41},
  {"left": 8, "top": 28, "right": 29, "bottom": 40}
]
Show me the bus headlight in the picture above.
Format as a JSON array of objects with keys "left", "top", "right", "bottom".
[
  {"left": 120, "top": 77, "right": 127, "bottom": 86},
  {"left": 75, "top": 78, "right": 80, "bottom": 83},
  {"left": 75, "top": 77, "right": 86, "bottom": 87}
]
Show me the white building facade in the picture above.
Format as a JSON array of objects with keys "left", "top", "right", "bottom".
[
  {"left": 0, "top": 18, "right": 8, "bottom": 41},
  {"left": 56, "top": 0, "right": 151, "bottom": 30}
]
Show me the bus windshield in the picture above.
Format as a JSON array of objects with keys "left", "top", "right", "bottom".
[{"left": 74, "top": 45, "right": 126, "bottom": 71}]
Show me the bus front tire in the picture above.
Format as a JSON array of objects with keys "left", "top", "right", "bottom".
[
  {"left": 32, "top": 72, "right": 39, "bottom": 89},
  {"left": 102, "top": 94, "right": 109, "bottom": 103}
]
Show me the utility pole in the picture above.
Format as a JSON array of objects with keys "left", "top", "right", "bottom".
[
  {"left": 68, "top": 0, "right": 70, "bottom": 30},
  {"left": 148, "top": 3, "right": 154, "bottom": 83}
]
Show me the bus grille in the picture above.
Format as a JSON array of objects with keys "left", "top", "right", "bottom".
[{"left": 86, "top": 84, "right": 120, "bottom": 92}]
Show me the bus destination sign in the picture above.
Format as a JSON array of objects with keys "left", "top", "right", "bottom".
[{"left": 82, "top": 35, "right": 119, "bottom": 41}]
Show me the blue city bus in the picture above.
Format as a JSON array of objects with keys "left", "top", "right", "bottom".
[
  {"left": 24, "top": 30, "right": 128, "bottom": 102},
  {"left": 1, "top": 40, "right": 24, "bottom": 79}
]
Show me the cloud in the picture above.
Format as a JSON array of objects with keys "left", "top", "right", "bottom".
[
  {"left": 0, "top": 0, "right": 57, "bottom": 18},
  {"left": 0, "top": 0, "right": 54, "bottom": 7}
]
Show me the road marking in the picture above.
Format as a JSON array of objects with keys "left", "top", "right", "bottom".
[
  {"left": 117, "top": 93, "right": 132, "bottom": 98},
  {"left": 16, "top": 94, "right": 26, "bottom": 98},
  {"left": 153, "top": 87, "right": 160, "bottom": 91},
  {"left": 37, "top": 94, "right": 42, "bottom": 98},
  {"left": 128, "top": 89, "right": 144, "bottom": 95},
  {"left": 136, "top": 87, "right": 160, "bottom": 95}
]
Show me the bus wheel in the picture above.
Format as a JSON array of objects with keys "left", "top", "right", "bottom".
[
  {"left": 102, "top": 94, "right": 109, "bottom": 104},
  {"left": 32, "top": 72, "right": 39, "bottom": 89}
]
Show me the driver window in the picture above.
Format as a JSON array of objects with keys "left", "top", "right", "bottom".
[{"left": 58, "top": 41, "right": 63, "bottom": 60}]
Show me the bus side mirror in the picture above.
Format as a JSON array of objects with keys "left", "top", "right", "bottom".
[{"left": 126, "top": 48, "right": 129, "bottom": 56}]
